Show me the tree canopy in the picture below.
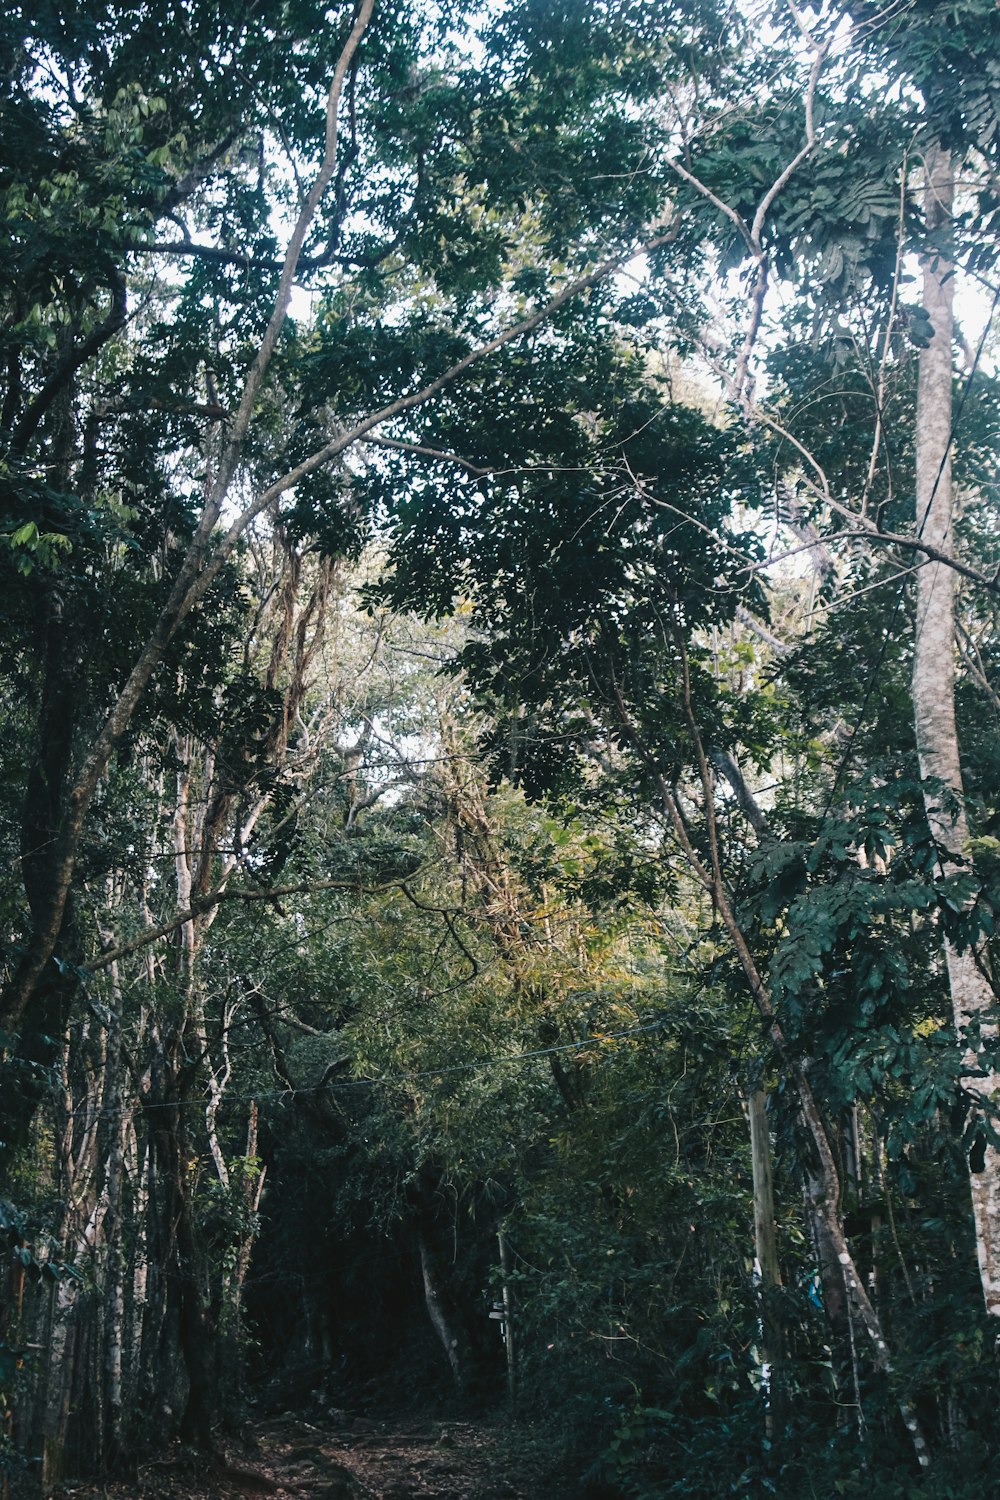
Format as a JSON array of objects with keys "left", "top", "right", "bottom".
[{"left": 1, "top": 2, "right": 999, "bottom": 1496}]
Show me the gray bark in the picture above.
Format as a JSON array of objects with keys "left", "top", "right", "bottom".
[{"left": 911, "top": 145, "right": 1000, "bottom": 1320}]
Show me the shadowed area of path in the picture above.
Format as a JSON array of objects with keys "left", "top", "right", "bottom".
[{"left": 64, "top": 1413, "right": 557, "bottom": 1500}]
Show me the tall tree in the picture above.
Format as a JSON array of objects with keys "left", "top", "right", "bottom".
[{"left": 912, "top": 150, "right": 1000, "bottom": 1320}]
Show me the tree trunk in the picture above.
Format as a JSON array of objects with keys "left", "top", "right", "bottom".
[
  {"left": 153, "top": 1092, "right": 218, "bottom": 1449},
  {"left": 99, "top": 957, "right": 128, "bottom": 1470},
  {"left": 0, "top": 591, "right": 83, "bottom": 1169},
  {"left": 748, "top": 1088, "right": 786, "bottom": 1438},
  {"left": 911, "top": 144, "right": 1000, "bottom": 1320},
  {"left": 497, "top": 1226, "right": 517, "bottom": 1404},
  {"left": 416, "top": 1226, "right": 467, "bottom": 1391},
  {"left": 39, "top": 1278, "right": 80, "bottom": 1496}
]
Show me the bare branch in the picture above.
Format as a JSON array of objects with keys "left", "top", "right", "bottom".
[
  {"left": 366, "top": 435, "right": 492, "bottom": 475},
  {"left": 760, "top": 411, "right": 1000, "bottom": 594},
  {"left": 957, "top": 621, "right": 1000, "bottom": 714},
  {"left": 860, "top": 152, "right": 908, "bottom": 516},
  {"left": 709, "top": 746, "right": 773, "bottom": 841},
  {"left": 735, "top": 605, "right": 791, "bottom": 657},
  {"left": 749, "top": 24, "right": 831, "bottom": 248},
  {"left": 669, "top": 12, "right": 830, "bottom": 406},
  {"left": 667, "top": 156, "right": 753, "bottom": 253}
]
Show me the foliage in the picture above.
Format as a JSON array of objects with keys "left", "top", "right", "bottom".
[{"left": 0, "top": 1, "right": 998, "bottom": 1495}]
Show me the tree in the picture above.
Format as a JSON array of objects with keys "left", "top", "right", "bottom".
[{"left": 747, "top": 0, "right": 1000, "bottom": 1329}]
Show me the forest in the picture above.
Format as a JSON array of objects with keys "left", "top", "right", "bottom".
[{"left": 1, "top": 0, "right": 999, "bottom": 1496}]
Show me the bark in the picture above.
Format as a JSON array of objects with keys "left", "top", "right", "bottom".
[
  {"left": 98, "top": 952, "right": 129, "bottom": 1470},
  {"left": 911, "top": 145, "right": 1000, "bottom": 1320},
  {"left": 0, "top": 592, "right": 84, "bottom": 1162},
  {"left": 416, "top": 1226, "right": 467, "bottom": 1392},
  {"left": 218, "top": 1102, "right": 267, "bottom": 1421},
  {"left": 750, "top": 1090, "right": 782, "bottom": 1294},
  {"left": 39, "top": 1279, "right": 80, "bottom": 1496},
  {"left": 803, "top": 1170, "right": 851, "bottom": 1341},
  {"left": 497, "top": 1227, "right": 517, "bottom": 1404},
  {"left": 709, "top": 746, "right": 772, "bottom": 842},
  {"left": 748, "top": 1088, "right": 786, "bottom": 1438},
  {"left": 153, "top": 1089, "right": 218, "bottom": 1449},
  {"left": 30, "top": 1024, "right": 105, "bottom": 1490}
]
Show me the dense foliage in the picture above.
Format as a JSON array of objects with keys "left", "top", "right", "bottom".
[{"left": 0, "top": 2, "right": 999, "bottom": 1497}]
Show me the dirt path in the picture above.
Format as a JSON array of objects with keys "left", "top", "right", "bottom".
[
  {"left": 254, "top": 1414, "right": 534, "bottom": 1498},
  {"left": 67, "top": 1413, "right": 554, "bottom": 1500}
]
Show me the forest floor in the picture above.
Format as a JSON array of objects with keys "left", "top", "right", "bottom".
[{"left": 63, "top": 1411, "right": 563, "bottom": 1500}]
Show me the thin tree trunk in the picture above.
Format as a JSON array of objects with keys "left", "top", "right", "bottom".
[
  {"left": 99, "top": 945, "right": 129, "bottom": 1470},
  {"left": 497, "top": 1226, "right": 517, "bottom": 1404},
  {"left": 39, "top": 1279, "right": 80, "bottom": 1496},
  {"left": 911, "top": 144, "right": 1000, "bottom": 1320},
  {"left": 219, "top": 1102, "right": 267, "bottom": 1421},
  {"left": 416, "top": 1226, "right": 467, "bottom": 1391},
  {"left": 154, "top": 1090, "right": 218, "bottom": 1449},
  {"left": 748, "top": 1088, "right": 786, "bottom": 1438}
]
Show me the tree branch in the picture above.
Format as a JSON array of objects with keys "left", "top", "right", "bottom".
[
  {"left": 708, "top": 745, "right": 773, "bottom": 841},
  {"left": 172, "top": 224, "right": 680, "bottom": 627},
  {"left": 761, "top": 411, "right": 1000, "bottom": 593},
  {"left": 365, "top": 435, "right": 492, "bottom": 475},
  {"left": 85, "top": 871, "right": 416, "bottom": 973},
  {"left": 128, "top": 237, "right": 391, "bottom": 274},
  {"left": 10, "top": 273, "right": 127, "bottom": 454}
]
